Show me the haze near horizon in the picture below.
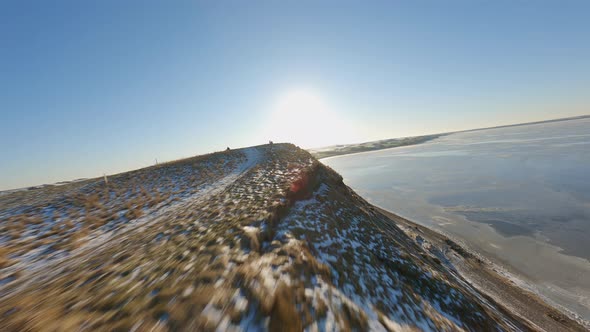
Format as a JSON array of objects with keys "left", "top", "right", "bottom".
[{"left": 2, "top": 1, "right": 589, "bottom": 190}]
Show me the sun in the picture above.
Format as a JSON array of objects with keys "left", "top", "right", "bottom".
[{"left": 265, "top": 89, "right": 354, "bottom": 148}]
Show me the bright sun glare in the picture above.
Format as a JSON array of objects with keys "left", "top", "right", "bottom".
[{"left": 265, "top": 89, "right": 354, "bottom": 148}]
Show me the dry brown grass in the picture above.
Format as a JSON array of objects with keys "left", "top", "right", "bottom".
[
  {"left": 268, "top": 281, "right": 302, "bottom": 331},
  {"left": 84, "top": 214, "right": 108, "bottom": 230},
  {"left": 147, "top": 192, "right": 167, "bottom": 208},
  {"left": 67, "top": 228, "right": 89, "bottom": 249},
  {"left": 125, "top": 206, "right": 143, "bottom": 220},
  {"left": 0, "top": 246, "right": 14, "bottom": 269}
]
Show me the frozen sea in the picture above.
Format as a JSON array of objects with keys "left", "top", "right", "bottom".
[{"left": 323, "top": 118, "right": 590, "bottom": 322}]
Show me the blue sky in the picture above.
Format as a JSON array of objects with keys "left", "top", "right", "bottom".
[{"left": 1, "top": 1, "right": 589, "bottom": 190}]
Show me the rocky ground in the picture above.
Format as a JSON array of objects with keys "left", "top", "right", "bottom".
[{"left": 0, "top": 144, "right": 584, "bottom": 331}]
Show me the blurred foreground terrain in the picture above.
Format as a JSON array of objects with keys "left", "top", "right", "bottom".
[{"left": 0, "top": 144, "right": 583, "bottom": 331}]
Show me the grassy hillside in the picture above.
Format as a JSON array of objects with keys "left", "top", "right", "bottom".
[{"left": 0, "top": 144, "right": 582, "bottom": 331}]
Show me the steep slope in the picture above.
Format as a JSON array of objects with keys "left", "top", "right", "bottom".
[{"left": 0, "top": 144, "right": 561, "bottom": 331}]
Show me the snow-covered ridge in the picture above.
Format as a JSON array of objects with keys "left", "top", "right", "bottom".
[{"left": 0, "top": 143, "right": 574, "bottom": 331}]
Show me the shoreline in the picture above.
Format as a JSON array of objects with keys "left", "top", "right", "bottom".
[
  {"left": 310, "top": 115, "right": 590, "bottom": 161},
  {"left": 309, "top": 134, "right": 444, "bottom": 159},
  {"left": 374, "top": 206, "right": 589, "bottom": 331}
]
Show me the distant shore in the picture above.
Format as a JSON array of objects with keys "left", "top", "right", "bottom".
[
  {"left": 310, "top": 114, "right": 590, "bottom": 160},
  {"left": 375, "top": 206, "right": 589, "bottom": 331},
  {"left": 309, "top": 134, "right": 444, "bottom": 159}
]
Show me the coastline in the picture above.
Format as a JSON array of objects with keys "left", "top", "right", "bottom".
[
  {"left": 374, "top": 205, "right": 589, "bottom": 331},
  {"left": 309, "top": 114, "right": 590, "bottom": 161},
  {"left": 309, "top": 134, "right": 444, "bottom": 159}
]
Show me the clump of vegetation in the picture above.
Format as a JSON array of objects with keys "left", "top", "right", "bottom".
[
  {"left": 124, "top": 205, "right": 143, "bottom": 220},
  {"left": 0, "top": 246, "right": 14, "bottom": 269}
]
